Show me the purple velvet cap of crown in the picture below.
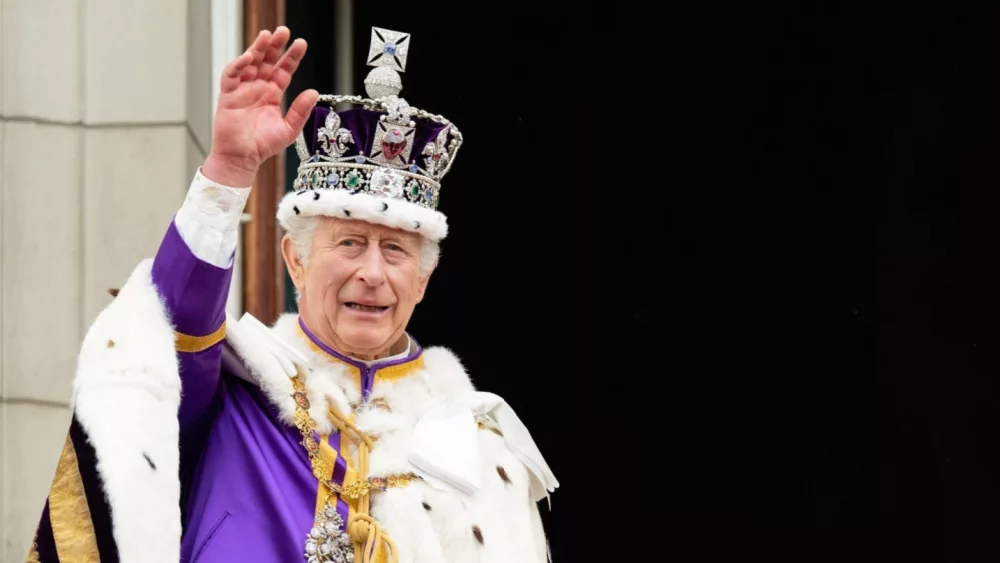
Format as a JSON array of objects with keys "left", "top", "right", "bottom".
[{"left": 301, "top": 105, "right": 447, "bottom": 168}]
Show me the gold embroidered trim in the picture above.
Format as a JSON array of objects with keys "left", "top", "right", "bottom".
[
  {"left": 48, "top": 433, "right": 100, "bottom": 561},
  {"left": 369, "top": 356, "right": 425, "bottom": 380},
  {"left": 341, "top": 473, "right": 420, "bottom": 500},
  {"left": 297, "top": 325, "right": 424, "bottom": 383},
  {"left": 25, "top": 539, "right": 40, "bottom": 562},
  {"left": 349, "top": 398, "right": 392, "bottom": 413},
  {"left": 175, "top": 321, "right": 226, "bottom": 353}
]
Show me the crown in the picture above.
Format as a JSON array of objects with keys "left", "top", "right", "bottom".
[{"left": 278, "top": 27, "right": 462, "bottom": 242}]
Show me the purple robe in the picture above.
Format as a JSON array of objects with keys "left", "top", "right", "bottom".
[
  {"left": 151, "top": 221, "right": 423, "bottom": 562},
  {"left": 26, "top": 172, "right": 555, "bottom": 562}
]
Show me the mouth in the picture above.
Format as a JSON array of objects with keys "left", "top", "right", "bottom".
[{"left": 344, "top": 302, "right": 390, "bottom": 313}]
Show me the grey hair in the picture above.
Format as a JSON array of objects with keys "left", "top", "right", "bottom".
[{"left": 284, "top": 214, "right": 440, "bottom": 278}]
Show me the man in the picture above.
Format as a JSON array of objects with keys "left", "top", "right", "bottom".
[{"left": 27, "top": 26, "right": 557, "bottom": 563}]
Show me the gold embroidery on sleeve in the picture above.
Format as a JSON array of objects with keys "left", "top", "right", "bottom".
[{"left": 175, "top": 321, "right": 227, "bottom": 353}]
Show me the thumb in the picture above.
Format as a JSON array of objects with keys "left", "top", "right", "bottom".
[{"left": 284, "top": 89, "right": 319, "bottom": 142}]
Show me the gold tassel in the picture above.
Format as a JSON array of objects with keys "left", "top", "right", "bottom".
[{"left": 325, "top": 404, "right": 398, "bottom": 563}]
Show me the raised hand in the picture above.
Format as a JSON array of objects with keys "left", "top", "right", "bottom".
[{"left": 203, "top": 26, "right": 319, "bottom": 187}]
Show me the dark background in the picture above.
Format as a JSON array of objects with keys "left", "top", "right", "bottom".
[{"left": 282, "top": 9, "right": 1000, "bottom": 563}]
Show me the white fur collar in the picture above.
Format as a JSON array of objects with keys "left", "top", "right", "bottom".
[{"left": 223, "top": 312, "right": 475, "bottom": 435}]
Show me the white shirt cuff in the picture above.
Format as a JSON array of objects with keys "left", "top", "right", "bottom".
[{"left": 174, "top": 168, "right": 251, "bottom": 268}]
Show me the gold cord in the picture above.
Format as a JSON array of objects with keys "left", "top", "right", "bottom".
[{"left": 291, "top": 370, "right": 399, "bottom": 563}]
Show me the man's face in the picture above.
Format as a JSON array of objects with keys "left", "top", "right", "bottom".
[{"left": 285, "top": 217, "right": 430, "bottom": 359}]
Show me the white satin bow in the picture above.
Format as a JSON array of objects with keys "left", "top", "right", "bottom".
[
  {"left": 408, "top": 391, "right": 559, "bottom": 507},
  {"left": 224, "top": 311, "right": 309, "bottom": 379}
]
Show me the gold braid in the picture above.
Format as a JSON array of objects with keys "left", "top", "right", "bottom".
[
  {"left": 292, "top": 367, "right": 398, "bottom": 563},
  {"left": 326, "top": 405, "right": 399, "bottom": 563}
]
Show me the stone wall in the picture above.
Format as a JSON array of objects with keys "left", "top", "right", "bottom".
[{"left": 0, "top": 0, "right": 222, "bottom": 558}]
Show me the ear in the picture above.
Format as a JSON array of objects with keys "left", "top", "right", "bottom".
[
  {"left": 281, "top": 234, "right": 307, "bottom": 290},
  {"left": 415, "top": 263, "right": 436, "bottom": 304}
]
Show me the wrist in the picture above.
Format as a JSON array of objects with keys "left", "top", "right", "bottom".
[{"left": 202, "top": 153, "right": 257, "bottom": 188}]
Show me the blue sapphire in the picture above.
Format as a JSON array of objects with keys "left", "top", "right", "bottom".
[
  {"left": 384, "top": 42, "right": 396, "bottom": 55},
  {"left": 409, "top": 164, "right": 419, "bottom": 173},
  {"left": 354, "top": 155, "right": 365, "bottom": 164},
  {"left": 326, "top": 173, "right": 339, "bottom": 186}
]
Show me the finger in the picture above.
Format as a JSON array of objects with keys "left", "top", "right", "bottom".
[
  {"left": 221, "top": 30, "right": 271, "bottom": 94},
  {"left": 258, "top": 26, "right": 291, "bottom": 81},
  {"left": 248, "top": 29, "right": 272, "bottom": 57},
  {"left": 248, "top": 30, "right": 272, "bottom": 68},
  {"left": 220, "top": 51, "right": 253, "bottom": 93},
  {"left": 268, "top": 26, "right": 291, "bottom": 53},
  {"left": 270, "top": 38, "right": 307, "bottom": 91},
  {"left": 225, "top": 51, "right": 253, "bottom": 78},
  {"left": 283, "top": 89, "right": 319, "bottom": 140},
  {"left": 240, "top": 65, "right": 259, "bottom": 82},
  {"left": 240, "top": 33, "right": 272, "bottom": 82}
]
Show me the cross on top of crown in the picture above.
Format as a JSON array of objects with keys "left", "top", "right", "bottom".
[{"left": 367, "top": 27, "right": 410, "bottom": 73}]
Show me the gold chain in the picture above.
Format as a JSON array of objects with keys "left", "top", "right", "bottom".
[{"left": 290, "top": 374, "right": 420, "bottom": 500}]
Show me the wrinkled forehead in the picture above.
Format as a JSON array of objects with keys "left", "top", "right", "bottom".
[{"left": 320, "top": 216, "right": 421, "bottom": 242}]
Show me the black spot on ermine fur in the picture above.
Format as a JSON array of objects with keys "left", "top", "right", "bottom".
[
  {"left": 293, "top": 205, "right": 301, "bottom": 215},
  {"left": 472, "top": 526, "right": 484, "bottom": 545},
  {"left": 143, "top": 453, "right": 156, "bottom": 471}
]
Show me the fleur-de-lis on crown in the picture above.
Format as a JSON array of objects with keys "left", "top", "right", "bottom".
[
  {"left": 316, "top": 111, "right": 354, "bottom": 159},
  {"left": 421, "top": 126, "right": 451, "bottom": 179}
]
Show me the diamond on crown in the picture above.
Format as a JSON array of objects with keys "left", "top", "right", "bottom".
[
  {"left": 316, "top": 111, "right": 354, "bottom": 160},
  {"left": 370, "top": 119, "right": 414, "bottom": 166},
  {"left": 293, "top": 28, "right": 461, "bottom": 212},
  {"left": 380, "top": 97, "right": 414, "bottom": 125},
  {"left": 370, "top": 168, "right": 406, "bottom": 199},
  {"left": 365, "top": 28, "right": 409, "bottom": 99},
  {"left": 294, "top": 161, "right": 441, "bottom": 210},
  {"left": 367, "top": 27, "right": 409, "bottom": 72}
]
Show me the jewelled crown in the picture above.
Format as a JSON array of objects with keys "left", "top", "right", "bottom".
[{"left": 278, "top": 27, "right": 462, "bottom": 242}]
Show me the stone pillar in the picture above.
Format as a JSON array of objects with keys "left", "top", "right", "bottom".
[{"left": 0, "top": 0, "right": 215, "bottom": 558}]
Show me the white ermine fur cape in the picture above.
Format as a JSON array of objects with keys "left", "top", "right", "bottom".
[{"left": 66, "top": 259, "right": 557, "bottom": 563}]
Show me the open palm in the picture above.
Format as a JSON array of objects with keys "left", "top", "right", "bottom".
[{"left": 209, "top": 27, "right": 318, "bottom": 180}]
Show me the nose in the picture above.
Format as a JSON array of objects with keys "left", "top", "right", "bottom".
[{"left": 356, "top": 244, "right": 387, "bottom": 287}]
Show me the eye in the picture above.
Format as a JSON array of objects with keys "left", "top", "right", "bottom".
[
  {"left": 385, "top": 243, "right": 404, "bottom": 252},
  {"left": 340, "top": 239, "right": 359, "bottom": 247}
]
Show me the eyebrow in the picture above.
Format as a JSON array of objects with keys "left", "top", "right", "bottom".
[
  {"left": 331, "top": 229, "right": 416, "bottom": 247},
  {"left": 332, "top": 229, "right": 370, "bottom": 238}
]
